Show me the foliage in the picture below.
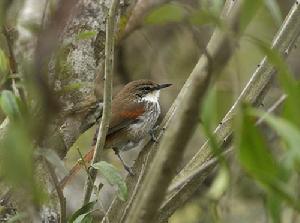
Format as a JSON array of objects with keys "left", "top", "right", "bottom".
[
  {"left": 92, "top": 161, "right": 128, "bottom": 201},
  {"left": 68, "top": 200, "right": 97, "bottom": 223}
]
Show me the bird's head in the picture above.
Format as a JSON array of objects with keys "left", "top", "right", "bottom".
[{"left": 120, "top": 79, "right": 172, "bottom": 103}]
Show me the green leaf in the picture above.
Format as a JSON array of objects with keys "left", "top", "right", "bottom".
[
  {"left": 0, "top": 48, "right": 9, "bottom": 75},
  {"left": 236, "top": 105, "right": 300, "bottom": 210},
  {"left": 92, "top": 161, "right": 128, "bottom": 201},
  {"left": 201, "top": 87, "right": 225, "bottom": 164},
  {"left": 208, "top": 166, "right": 230, "bottom": 200},
  {"left": 0, "top": 90, "right": 22, "bottom": 121},
  {"left": 249, "top": 37, "right": 300, "bottom": 128},
  {"left": 266, "top": 192, "right": 282, "bottom": 223},
  {"left": 264, "top": 0, "right": 282, "bottom": 26},
  {"left": 189, "top": 10, "right": 223, "bottom": 27},
  {"left": 68, "top": 200, "right": 96, "bottom": 223},
  {"left": 240, "top": 0, "right": 263, "bottom": 32},
  {"left": 236, "top": 106, "right": 283, "bottom": 183},
  {"left": 252, "top": 109, "right": 300, "bottom": 169},
  {"left": 210, "top": 0, "right": 224, "bottom": 14},
  {"left": 73, "top": 213, "right": 94, "bottom": 223},
  {"left": 202, "top": 0, "right": 224, "bottom": 15},
  {"left": 76, "top": 30, "right": 97, "bottom": 41},
  {"left": 145, "top": 3, "right": 187, "bottom": 25}
]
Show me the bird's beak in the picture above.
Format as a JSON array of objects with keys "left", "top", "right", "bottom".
[{"left": 156, "top": 83, "right": 172, "bottom": 90}]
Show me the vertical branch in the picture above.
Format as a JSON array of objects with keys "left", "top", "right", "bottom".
[
  {"left": 44, "top": 160, "right": 66, "bottom": 223},
  {"left": 82, "top": 0, "right": 120, "bottom": 205}
]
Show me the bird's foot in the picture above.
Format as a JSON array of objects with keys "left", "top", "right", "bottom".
[
  {"left": 124, "top": 165, "right": 135, "bottom": 176},
  {"left": 113, "top": 147, "right": 135, "bottom": 176},
  {"left": 149, "top": 126, "right": 160, "bottom": 143}
]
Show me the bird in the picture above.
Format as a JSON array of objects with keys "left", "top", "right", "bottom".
[{"left": 59, "top": 79, "right": 171, "bottom": 188}]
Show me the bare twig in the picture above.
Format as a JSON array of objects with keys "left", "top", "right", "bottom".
[
  {"left": 82, "top": 0, "right": 120, "bottom": 205},
  {"left": 44, "top": 159, "right": 66, "bottom": 223},
  {"left": 123, "top": 1, "right": 246, "bottom": 222},
  {"left": 158, "top": 2, "right": 300, "bottom": 221}
]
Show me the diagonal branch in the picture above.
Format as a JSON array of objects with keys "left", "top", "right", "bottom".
[
  {"left": 102, "top": 0, "right": 245, "bottom": 222},
  {"left": 159, "top": 1, "right": 300, "bottom": 221},
  {"left": 82, "top": 0, "right": 120, "bottom": 205},
  {"left": 159, "top": 93, "right": 287, "bottom": 221},
  {"left": 123, "top": 1, "right": 249, "bottom": 222}
]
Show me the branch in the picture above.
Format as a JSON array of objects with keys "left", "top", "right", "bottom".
[
  {"left": 82, "top": 0, "right": 119, "bottom": 205},
  {"left": 123, "top": 1, "right": 248, "bottom": 222},
  {"left": 44, "top": 159, "right": 67, "bottom": 223},
  {"left": 159, "top": 1, "right": 300, "bottom": 220},
  {"left": 162, "top": 93, "right": 287, "bottom": 217}
]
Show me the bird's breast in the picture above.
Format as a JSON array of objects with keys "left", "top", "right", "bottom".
[{"left": 128, "top": 102, "right": 160, "bottom": 140}]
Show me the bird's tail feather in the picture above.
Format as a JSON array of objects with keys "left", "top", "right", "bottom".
[{"left": 59, "top": 147, "right": 95, "bottom": 189}]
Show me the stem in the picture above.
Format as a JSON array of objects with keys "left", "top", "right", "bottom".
[
  {"left": 44, "top": 159, "right": 66, "bottom": 223},
  {"left": 82, "top": 0, "right": 119, "bottom": 205}
]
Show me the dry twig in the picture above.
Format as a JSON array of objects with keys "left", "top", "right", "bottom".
[{"left": 82, "top": 0, "right": 120, "bottom": 205}]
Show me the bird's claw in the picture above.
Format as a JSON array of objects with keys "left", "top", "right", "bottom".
[
  {"left": 125, "top": 165, "right": 135, "bottom": 176},
  {"left": 149, "top": 126, "right": 160, "bottom": 143}
]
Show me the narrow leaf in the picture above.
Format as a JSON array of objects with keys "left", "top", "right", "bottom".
[
  {"left": 264, "top": 0, "right": 282, "bottom": 26},
  {"left": 145, "top": 3, "right": 187, "bottom": 25},
  {"left": 0, "top": 90, "right": 21, "bottom": 121},
  {"left": 252, "top": 109, "right": 300, "bottom": 168},
  {"left": 92, "top": 161, "right": 128, "bottom": 201},
  {"left": 240, "top": 0, "right": 263, "bottom": 32},
  {"left": 68, "top": 200, "right": 97, "bottom": 223}
]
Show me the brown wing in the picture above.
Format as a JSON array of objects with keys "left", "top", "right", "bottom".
[{"left": 108, "top": 99, "right": 145, "bottom": 135}]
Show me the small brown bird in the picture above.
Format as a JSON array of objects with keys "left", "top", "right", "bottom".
[{"left": 60, "top": 79, "right": 171, "bottom": 188}]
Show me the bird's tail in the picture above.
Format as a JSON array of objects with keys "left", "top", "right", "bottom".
[{"left": 59, "top": 147, "right": 95, "bottom": 189}]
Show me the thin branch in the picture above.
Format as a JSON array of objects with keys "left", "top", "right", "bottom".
[
  {"left": 82, "top": 0, "right": 119, "bottom": 205},
  {"left": 2, "top": 26, "right": 18, "bottom": 74},
  {"left": 44, "top": 159, "right": 66, "bottom": 223},
  {"left": 76, "top": 147, "right": 94, "bottom": 186},
  {"left": 158, "top": 1, "right": 300, "bottom": 221},
  {"left": 123, "top": 1, "right": 247, "bottom": 222}
]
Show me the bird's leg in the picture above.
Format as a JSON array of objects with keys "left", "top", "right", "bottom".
[
  {"left": 112, "top": 148, "right": 135, "bottom": 176},
  {"left": 149, "top": 125, "right": 160, "bottom": 143}
]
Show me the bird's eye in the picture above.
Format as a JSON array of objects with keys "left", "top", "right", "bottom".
[{"left": 140, "top": 86, "right": 151, "bottom": 91}]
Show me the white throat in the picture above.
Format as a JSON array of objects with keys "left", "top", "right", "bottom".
[{"left": 141, "top": 90, "right": 160, "bottom": 103}]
